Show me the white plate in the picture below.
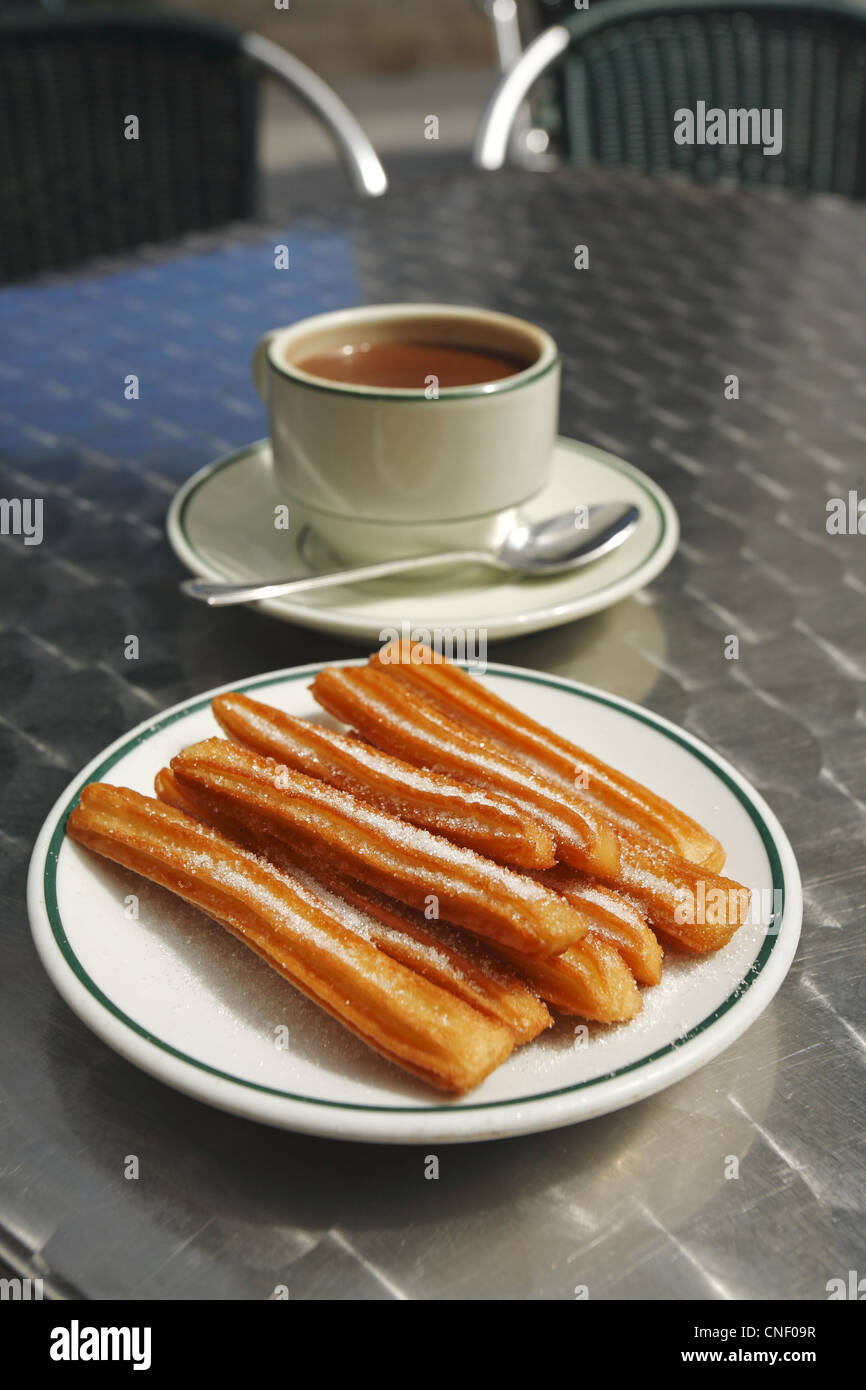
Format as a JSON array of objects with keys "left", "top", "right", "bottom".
[
  {"left": 166, "top": 437, "right": 678, "bottom": 642},
  {"left": 27, "top": 662, "right": 801, "bottom": 1145}
]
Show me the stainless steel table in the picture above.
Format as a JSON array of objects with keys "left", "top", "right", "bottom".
[{"left": 1, "top": 155, "right": 864, "bottom": 1300}]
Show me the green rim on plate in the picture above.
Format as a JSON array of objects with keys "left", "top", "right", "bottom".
[{"left": 44, "top": 665, "right": 785, "bottom": 1115}]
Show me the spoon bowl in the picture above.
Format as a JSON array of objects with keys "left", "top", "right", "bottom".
[{"left": 497, "top": 503, "right": 640, "bottom": 574}]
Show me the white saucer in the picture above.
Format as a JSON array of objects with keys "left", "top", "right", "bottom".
[
  {"left": 167, "top": 437, "right": 678, "bottom": 643},
  {"left": 28, "top": 662, "right": 801, "bottom": 1145}
]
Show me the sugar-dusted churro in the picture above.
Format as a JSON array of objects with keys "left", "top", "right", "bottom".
[
  {"left": 159, "top": 764, "right": 634, "bottom": 1027},
  {"left": 169, "top": 738, "right": 590, "bottom": 956},
  {"left": 67, "top": 784, "right": 516, "bottom": 1092},
  {"left": 155, "top": 767, "right": 551, "bottom": 1044},
  {"left": 324, "top": 878, "right": 552, "bottom": 1043},
  {"left": 615, "top": 838, "right": 749, "bottom": 953},
  {"left": 310, "top": 664, "right": 749, "bottom": 947},
  {"left": 538, "top": 868, "right": 663, "bottom": 986},
  {"left": 211, "top": 691, "right": 555, "bottom": 870},
  {"left": 373, "top": 640, "right": 724, "bottom": 870},
  {"left": 310, "top": 664, "right": 620, "bottom": 879},
  {"left": 497, "top": 932, "right": 642, "bottom": 1023}
]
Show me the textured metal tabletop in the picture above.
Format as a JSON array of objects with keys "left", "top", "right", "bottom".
[{"left": 1, "top": 154, "right": 864, "bottom": 1300}]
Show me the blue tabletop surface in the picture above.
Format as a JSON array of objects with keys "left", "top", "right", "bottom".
[{"left": 0, "top": 227, "right": 359, "bottom": 483}]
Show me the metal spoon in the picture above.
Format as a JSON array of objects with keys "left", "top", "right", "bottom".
[{"left": 180, "top": 501, "right": 640, "bottom": 607}]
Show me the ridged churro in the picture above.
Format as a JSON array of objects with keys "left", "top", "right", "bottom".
[
  {"left": 163, "top": 748, "right": 641, "bottom": 1027},
  {"left": 497, "top": 932, "right": 642, "bottom": 1023},
  {"left": 169, "top": 738, "right": 590, "bottom": 956},
  {"left": 155, "top": 767, "right": 551, "bottom": 1044},
  {"left": 158, "top": 763, "right": 639, "bottom": 1027},
  {"left": 211, "top": 691, "right": 555, "bottom": 870},
  {"left": 615, "top": 838, "right": 749, "bottom": 953},
  {"left": 373, "top": 641, "right": 724, "bottom": 870},
  {"left": 310, "top": 664, "right": 620, "bottom": 879},
  {"left": 540, "top": 868, "right": 663, "bottom": 986},
  {"left": 310, "top": 664, "right": 749, "bottom": 947},
  {"left": 325, "top": 879, "right": 552, "bottom": 1043},
  {"left": 67, "top": 784, "right": 515, "bottom": 1092}
]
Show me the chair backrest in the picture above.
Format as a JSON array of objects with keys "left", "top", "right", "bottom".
[
  {"left": 0, "top": 9, "right": 258, "bottom": 280},
  {"left": 482, "top": 0, "right": 866, "bottom": 195}
]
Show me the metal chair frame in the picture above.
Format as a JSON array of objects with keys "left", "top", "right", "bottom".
[
  {"left": 0, "top": 7, "right": 386, "bottom": 197},
  {"left": 474, "top": 0, "right": 866, "bottom": 190}
]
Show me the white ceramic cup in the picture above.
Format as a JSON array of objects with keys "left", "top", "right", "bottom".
[{"left": 252, "top": 303, "right": 560, "bottom": 563}]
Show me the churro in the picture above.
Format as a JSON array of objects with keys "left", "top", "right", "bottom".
[
  {"left": 211, "top": 691, "right": 555, "bottom": 870},
  {"left": 169, "top": 737, "right": 590, "bottom": 956},
  {"left": 155, "top": 767, "right": 551, "bottom": 1043},
  {"left": 67, "top": 784, "right": 515, "bottom": 1092},
  {"left": 310, "top": 664, "right": 749, "bottom": 947},
  {"left": 373, "top": 640, "right": 724, "bottom": 870},
  {"left": 540, "top": 868, "right": 663, "bottom": 986},
  {"left": 310, "top": 664, "right": 620, "bottom": 879},
  {"left": 497, "top": 933, "right": 642, "bottom": 1023},
  {"left": 160, "top": 762, "right": 635, "bottom": 1026},
  {"left": 325, "top": 879, "right": 552, "bottom": 1043},
  {"left": 615, "top": 838, "right": 749, "bottom": 953}
]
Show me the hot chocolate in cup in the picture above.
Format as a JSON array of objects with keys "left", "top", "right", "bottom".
[{"left": 252, "top": 303, "right": 560, "bottom": 564}]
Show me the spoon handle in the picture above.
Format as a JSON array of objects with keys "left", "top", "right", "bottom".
[{"left": 181, "top": 548, "right": 494, "bottom": 606}]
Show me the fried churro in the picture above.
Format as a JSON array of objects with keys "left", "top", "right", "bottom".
[
  {"left": 373, "top": 640, "right": 724, "bottom": 871},
  {"left": 310, "top": 663, "right": 749, "bottom": 948},
  {"left": 169, "top": 738, "right": 590, "bottom": 956},
  {"left": 539, "top": 868, "right": 663, "bottom": 986},
  {"left": 211, "top": 691, "right": 555, "bottom": 870},
  {"left": 155, "top": 767, "right": 551, "bottom": 1044},
  {"left": 326, "top": 878, "right": 552, "bottom": 1043},
  {"left": 497, "top": 933, "right": 642, "bottom": 1023},
  {"left": 614, "top": 838, "right": 749, "bottom": 953},
  {"left": 159, "top": 763, "right": 634, "bottom": 1026},
  {"left": 310, "top": 664, "right": 620, "bottom": 879},
  {"left": 67, "top": 784, "right": 516, "bottom": 1092}
]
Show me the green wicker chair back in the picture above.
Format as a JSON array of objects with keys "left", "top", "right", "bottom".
[
  {"left": 549, "top": 0, "right": 866, "bottom": 194},
  {"left": 0, "top": 9, "right": 258, "bottom": 280}
]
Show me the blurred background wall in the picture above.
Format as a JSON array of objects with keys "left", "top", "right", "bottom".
[
  {"left": 182, "top": 0, "right": 496, "bottom": 79},
  {"left": 26, "top": 0, "right": 500, "bottom": 78}
]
